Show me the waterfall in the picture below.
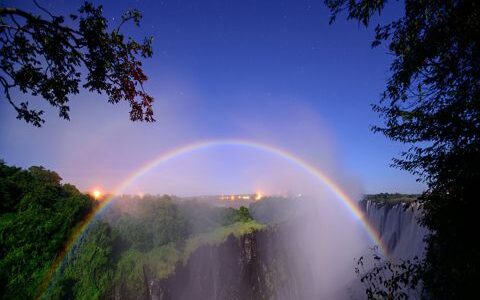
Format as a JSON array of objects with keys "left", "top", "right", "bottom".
[{"left": 362, "top": 200, "right": 428, "bottom": 259}]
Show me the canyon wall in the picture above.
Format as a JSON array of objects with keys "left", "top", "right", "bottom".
[
  {"left": 143, "top": 200, "right": 427, "bottom": 300},
  {"left": 361, "top": 200, "right": 428, "bottom": 259}
]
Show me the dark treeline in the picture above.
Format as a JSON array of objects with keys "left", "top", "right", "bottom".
[{"left": 326, "top": 0, "right": 480, "bottom": 298}]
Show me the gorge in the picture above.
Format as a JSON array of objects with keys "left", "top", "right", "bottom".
[{"left": 134, "top": 196, "right": 427, "bottom": 300}]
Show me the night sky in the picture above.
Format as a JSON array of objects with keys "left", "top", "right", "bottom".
[{"left": 0, "top": 0, "right": 424, "bottom": 195}]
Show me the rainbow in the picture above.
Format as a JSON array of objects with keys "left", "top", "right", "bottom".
[{"left": 38, "top": 139, "right": 387, "bottom": 297}]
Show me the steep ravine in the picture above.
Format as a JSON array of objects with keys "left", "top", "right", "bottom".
[
  {"left": 149, "top": 233, "right": 268, "bottom": 300},
  {"left": 142, "top": 200, "right": 427, "bottom": 300},
  {"left": 148, "top": 223, "right": 327, "bottom": 300}
]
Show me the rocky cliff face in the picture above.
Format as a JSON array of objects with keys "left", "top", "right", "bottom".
[
  {"left": 148, "top": 223, "right": 331, "bottom": 300},
  {"left": 149, "top": 232, "right": 270, "bottom": 300},
  {"left": 361, "top": 200, "right": 428, "bottom": 259},
  {"left": 143, "top": 201, "right": 426, "bottom": 300}
]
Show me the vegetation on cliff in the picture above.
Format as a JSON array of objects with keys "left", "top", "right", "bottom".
[
  {"left": 0, "top": 161, "right": 262, "bottom": 299},
  {"left": 363, "top": 193, "right": 419, "bottom": 205},
  {"left": 0, "top": 161, "right": 93, "bottom": 299},
  {"left": 45, "top": 196, "right": 263, "bottom": 299}
]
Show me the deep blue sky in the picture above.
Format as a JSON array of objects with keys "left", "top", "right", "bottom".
[{"left": 0, "top": 0, "right": 424, "bottom": 194}]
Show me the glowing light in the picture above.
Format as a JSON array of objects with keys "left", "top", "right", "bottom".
[
  {"left": 38, "top": 138, "right": 388, "bottom": 297},
  {"left": 92, "top": 189, "right": 102, "bottom": 199},
  {"left": 255, "top": 192, "right": 263, "bottom": 201}
]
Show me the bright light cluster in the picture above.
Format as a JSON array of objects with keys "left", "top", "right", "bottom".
[{"left": 92, "top": 189, "right": 102, "bottom": 199}]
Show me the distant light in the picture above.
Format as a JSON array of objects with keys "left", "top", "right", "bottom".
[
  {"left": 255, "top": 193, "right": 263, "bottom": 201},
  {"left": 92, "top": 189, "right": 102, "bottom": 199}
]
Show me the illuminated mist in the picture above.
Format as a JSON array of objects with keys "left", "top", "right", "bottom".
[{"left": 96, "top": 103, "right": 376, "bottom": 298}]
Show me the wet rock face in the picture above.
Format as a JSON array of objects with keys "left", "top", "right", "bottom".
[
  {"left": 150, "top": 233, "right": 271, "bottom": 300},
  {"left": 150, "top": 233, "right": 257, "bottom": 299},
  {"left": 149, "top": 222, "right": 333, "bottom": 300},
  {"left": 144, "top": 202, "right": 426, "bottom": 300},
  {"left": 361, "top": 200, "right": 428, "bottom": 259}
]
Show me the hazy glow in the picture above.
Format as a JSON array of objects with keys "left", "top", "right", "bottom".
[
  {"left": 0, "top": 2, "right": 427, "bottom": 297},
  {"left": 38, "top": 139, "right": 388, "bottom": 298},
  {"left": 91, "top": 189, "right": 102, "bottom": 200}
]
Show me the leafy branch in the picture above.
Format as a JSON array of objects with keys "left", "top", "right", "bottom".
[{"left": 0, "top": 1, "right": 154, "bottom": 126}]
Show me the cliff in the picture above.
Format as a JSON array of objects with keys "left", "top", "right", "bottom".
[
  {"left": 150, "top": 232, "right": 268, "bottom": 300},
  {"left": 136, "top": 198, "right": 427, "bottom": 300},
  {"left": 149, "top": 223, "right": 330, "bottom": 300},
  {"left": 361, "top": 199, "right": 428, "bottom": 259}
]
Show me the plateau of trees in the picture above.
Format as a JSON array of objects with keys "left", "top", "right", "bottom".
[
  {"left": 325, "top": 0, "right": 480, "bottom": 298},
  {"left": 0, "top": 160, "right": 93, "bottom": 299},
  {"left": 0, "top": 161, "right": 260, "bottom": 299},
  {"left": 0, "top": 1, "right": 154, "bottom": 126}
]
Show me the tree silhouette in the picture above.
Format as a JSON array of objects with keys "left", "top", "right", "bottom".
[
  {"left": 0, "top": 1, "right": 154, "bottom": 126},
  {"left": 326, "top": 0, "right": 480, "bottom": 298}
]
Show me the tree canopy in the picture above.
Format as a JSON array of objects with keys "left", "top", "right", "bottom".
[
  {"left": 326, "top": 0, "right": 479, "bottom": 181},
  {"left": 0, "top": 161, "right": 93, "bottom": 299},
  {"left": 0, "top": 1, "right": 154, "bottom": 126},
  {"left": 0, "top": 161, "right": 261, "bottom": 299},
  {"left": 325, "top": 0, "right": 480, "bottom": 298}
]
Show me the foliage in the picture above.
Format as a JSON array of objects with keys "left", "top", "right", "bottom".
[
  {"left": 419, "top": 175, "right": 479, "bottom": 298},
  {"left": 103, "top": 198, "right": 261, "bottom": 298},
  {"left": 44, "top": 221, "right": 114, "bottom": 300},
  {"left": 0, "top": 161, "right": 92, "bottom": 299},
  {"left": 326, "top": 0, "right": 480, "bottom": 298},
  {"left": 183, "top": 220, "right": 264, "bottom": 260},
  {"left": 112, "top": 220, "right": 264, "bottom": 298},
  {"left": 219, "top": 206, "right": 253, "bottom": 225},
  {"left": 0, "top": 161, "right": 263, "bottom": 299},
  {"left": 355, "top": 247, "right": 422, "bottom": 300},
  {"left": 0, "top": 1, "right": 154, "bottom": 126},
  {"left": 325, "top": 0, "right": 479, "bottom": 180},
  {"left": 363, "top": 193, "right": 419, "bottom": 205},
  {"left": 114, "top": 245, "right": 181, "bottom": 298},
  {"left": 236, "top": 206, "right": 253, "bottom": 222},
  {"left": 112, "top": 197, "right": 189, "bottom": 252}
]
